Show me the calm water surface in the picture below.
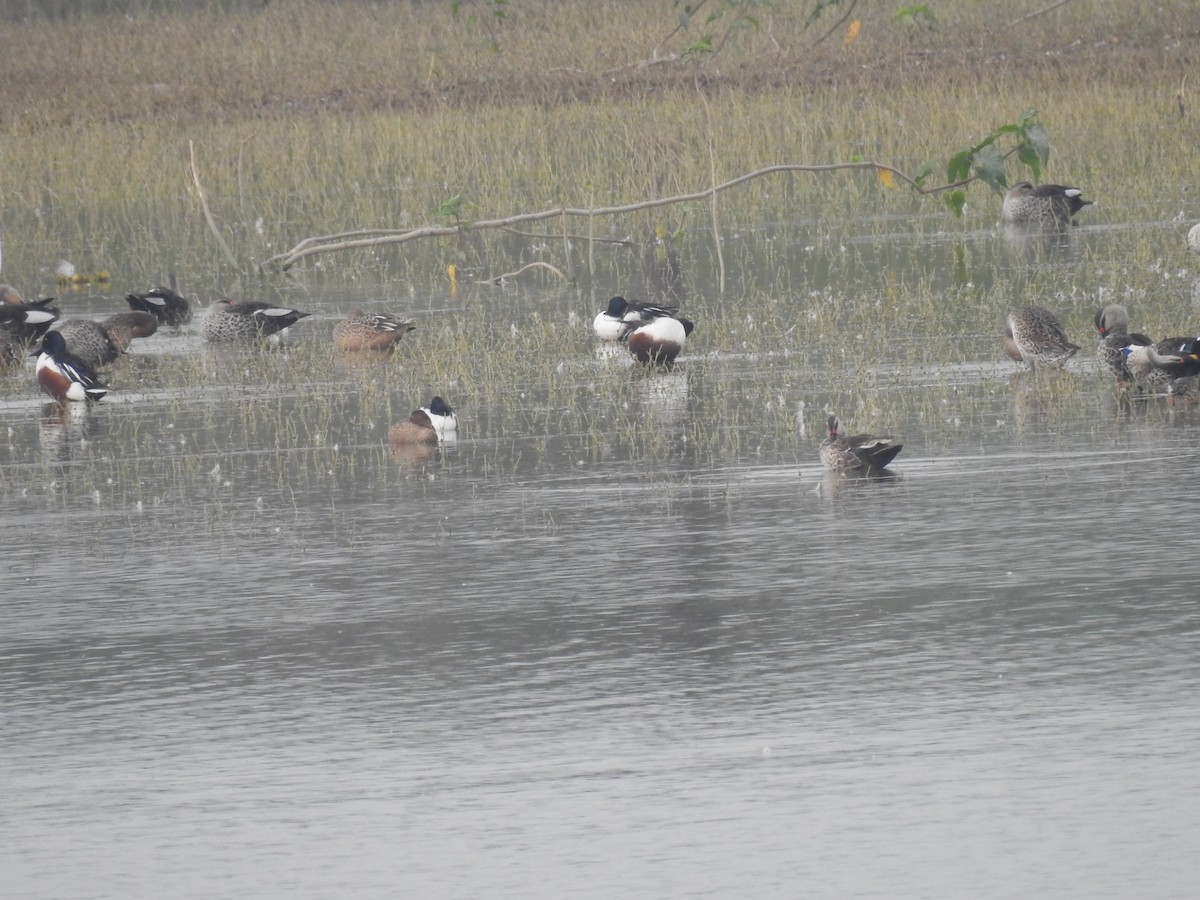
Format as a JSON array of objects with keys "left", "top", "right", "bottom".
[{"left": 3, "top": 220, "right": 1200, "bottom": 898}]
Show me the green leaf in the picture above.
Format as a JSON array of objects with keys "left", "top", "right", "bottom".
[
  {"left": 971, "top": 143, "right": 1007, "bottom": 194},
  {"left": 1023, "top": 122, "right": 1051, "bottom": 168},
  {"left": 1017, "top": 143, "right": 1043, "bottom": 182},
  {"left": 946, "top": 149, "right": 972, "bottom": 184},
  {"left": 944, "top": 190, "right": 967, "bottom": 217},
  {"left": 912, "top": 162, "right": 934, "bottom": 187}
]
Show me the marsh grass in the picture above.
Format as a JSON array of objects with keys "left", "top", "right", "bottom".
[
  {"left": 1, "top": 1, "right": 1199, "bottom": 509},
  {"left": 1, "top": 1, "right": 1196, "bottom": 284}
]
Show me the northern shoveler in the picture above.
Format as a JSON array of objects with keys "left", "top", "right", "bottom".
[
  {"left": 592, "top": 295, "right": 679, "bottom": 341},
  {"left": 0, "top": 294, "right": 60, "bottom": 365},
  {"left": 1120, "top": 338, "right": 1200, "bottom": 394},
  {"left": 1005, "top": 305, "right": 1080, "bottom": 371},
  {"left": 201, "top": 298, "right": 311, "bottom": 343},
  {"left": 820, "top": 414, "right": 903, "bottom": 474},
  {"left": 1002, "top": 181, "right": 1093, "bottom": 228},
  {"left": 388, "top": 396, "right": 458, "bottom": 445},
  {"left": 126, "top": 287, "right": 191, "bottom": 326},
  {"left": 0, "top": 284, "right": 28, "bottom": 306},
  {"left": 623, "top": 313, "right": 695, "bottom": 366},
  {"left": 54, "top": 312, "right": 158, "bottom": 369},
  {"left": 34, "top": 331, "right": 110, "bottom": 403},
  {"left": 333, "top": 309, "right": 416, "bottom": 352},
  {"left": 1094, "top": 304, "right": 1152, "bottom": 382}
]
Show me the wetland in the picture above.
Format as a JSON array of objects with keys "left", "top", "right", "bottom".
[{"left": 3, "top": 2, "right": 1200, "bottom": 897}]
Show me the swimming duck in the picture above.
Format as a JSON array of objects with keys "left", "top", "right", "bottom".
[
  {"left": 592, "top": 295, "right": 679, "bottom": 341},
  {"left": 622, "top": 312, "right": 695, "bottom": 366},
  {"left": 1094, "top": 304, "right": 1152, "bottom": 382},
  {"left": 1001, "top": 182, "right": 1093, "bottom": 228},
  {"left": 53, "top": 312, "right": 158, "bottom": 369},
  {"left": 1005, "top": 305, "right": 1080, "bottom": 371},
  {"left": 388, "top": 396, "right": 458, "bottom": 445},
  {"left": 126, "top": 287, "right": 191, "bottom": 326},
  {"left": 34, "top": 331, "right": 110, "bottom": 404},
  {"left": 0, "top": 294, "right": 60, "bottom": 365},
  {"left": 1120, "top": 338, "right": 1200, "bottom": 394},
  {"left": 333, "top": 309, "right": 417, "bottom": 352},
  {"left": 820, "top": 414, "right": 903, "bottom": 474},
  {"left": 201, "top": 298, "right": 311, "bottom": 343}
]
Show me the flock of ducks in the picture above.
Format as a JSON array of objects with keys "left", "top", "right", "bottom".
[
  {"left": 0, "top": 284, "right": 451, "bottom": 446},
  {"left": 7, "top": 178, "right": 1198, "bottom": 471}
]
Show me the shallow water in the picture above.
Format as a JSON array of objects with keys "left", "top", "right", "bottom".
[{"left": 4, "top": 217, "right": 1200, "bottom": 898}]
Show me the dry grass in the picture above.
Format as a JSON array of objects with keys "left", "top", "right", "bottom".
[{"left": 0, "top": 0, "right": 1195, "bottom": 286}]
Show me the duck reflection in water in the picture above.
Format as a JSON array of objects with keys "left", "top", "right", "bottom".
[
  {"left": 633, "top": 367, "right": 690, "bottom": 427},
  {"left": 38, "top": 401, "right": 102, "bottom": 463}
]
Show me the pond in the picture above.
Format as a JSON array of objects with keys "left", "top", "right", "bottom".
[{"left": 3, "top": 213, "right": 1200, "bottom": 898}]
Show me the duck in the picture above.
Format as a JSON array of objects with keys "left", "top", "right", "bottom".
[
  {"left": 34, "top": 330, "right": 110, "bottom": 404},
  {"left": 53, "top": 312, "right": 158, "bottom": 369},
  {"left": 1002, "top": 182, "right": 1093, "bottom": 228},
  {"left": 1004, "top": 305, "right": 1080, "bottom": 371},
  {"left": 592, "top": 295, "right": 679, "bottom": 341},
  {"left": 0, "top": 292, "right": 60, "bottom": 365},
  {"left": 622, "top": 312, "right": 695, "bottom": 366},
  {"left": 1094, "top": 304, "right": 1152, "bottom": 382},
  {"left": 1120, "top": 338, "right": 1200, "bottom": 394},
  {"left": 389, "top": 396, "right": 457, "bottom": 445},
  {"left": 201, "top": 298, "right": 311, "bottom": 343},
  {"left": 126, "top": 287, "right": 191, "bottom": 326},
  {"left": 333, "top": 309, "right": 417, "bottom": 352},
  {"left": 820, "top": 414, "right": 903, "bottom": 474},
  {"left": 0, "top": 284, "right": 29, "bottom": 306}
]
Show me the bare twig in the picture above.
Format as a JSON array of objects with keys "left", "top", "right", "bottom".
[
  {"left": 697, "top": 83, "right": 725, "bottom": 294},
  {"left": 1005, "top": 0, "right": 1074, "bottom": 29},
  {"left": 812, "top": 0, "right": 859, "bottom": 47},
  {"left": 649, "top": 0, "right": 711, "bottom": 60},
  {"left": 189, "top": 141, "right": 239, "bottom": 270},
  {"left": 712, "top": 0, "right": 753, "bottom": 56},
  {"left": 478, "top": 261, "right": 569, "bottom": 286}
]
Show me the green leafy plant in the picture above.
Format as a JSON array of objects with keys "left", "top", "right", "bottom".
[
  {"left": 894, "top": 5, "right": 938, "bottom": 30},
  {"left": 667, "top": 0, "right": 771, "bottom": 59},
  {"left": 434, "top": 193, "right": 477, "bottom": 229},
  {"left": 930, "top": 108, "right": 1050, "bottom": 216}
]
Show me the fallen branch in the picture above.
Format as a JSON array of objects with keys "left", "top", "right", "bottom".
[
  {"left": 498, "top": 225, "right": 634, "bottom": 247},
  {"left": 478, "top": 261, "right": 570, "bottom": 286},
  {"left": 262, "top": 159, "right": 974, "bottom": 272}
]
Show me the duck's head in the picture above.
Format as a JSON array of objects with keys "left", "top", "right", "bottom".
[
  {"left": 603, "top": 296, "right": 629, "bottom": 318},
  {"left": 1094, "top": 304, "right": 1128, "bottom": 337},
  {"left": 36, "top": 330, "right": 69, "bottom": 356},
  {"left": 427, "top": 396, "right": 455, "bottom": 417}
]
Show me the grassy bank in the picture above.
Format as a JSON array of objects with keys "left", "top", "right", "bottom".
[{"left": 0, "top": 0, "right": 1197, "bottom": 284}]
